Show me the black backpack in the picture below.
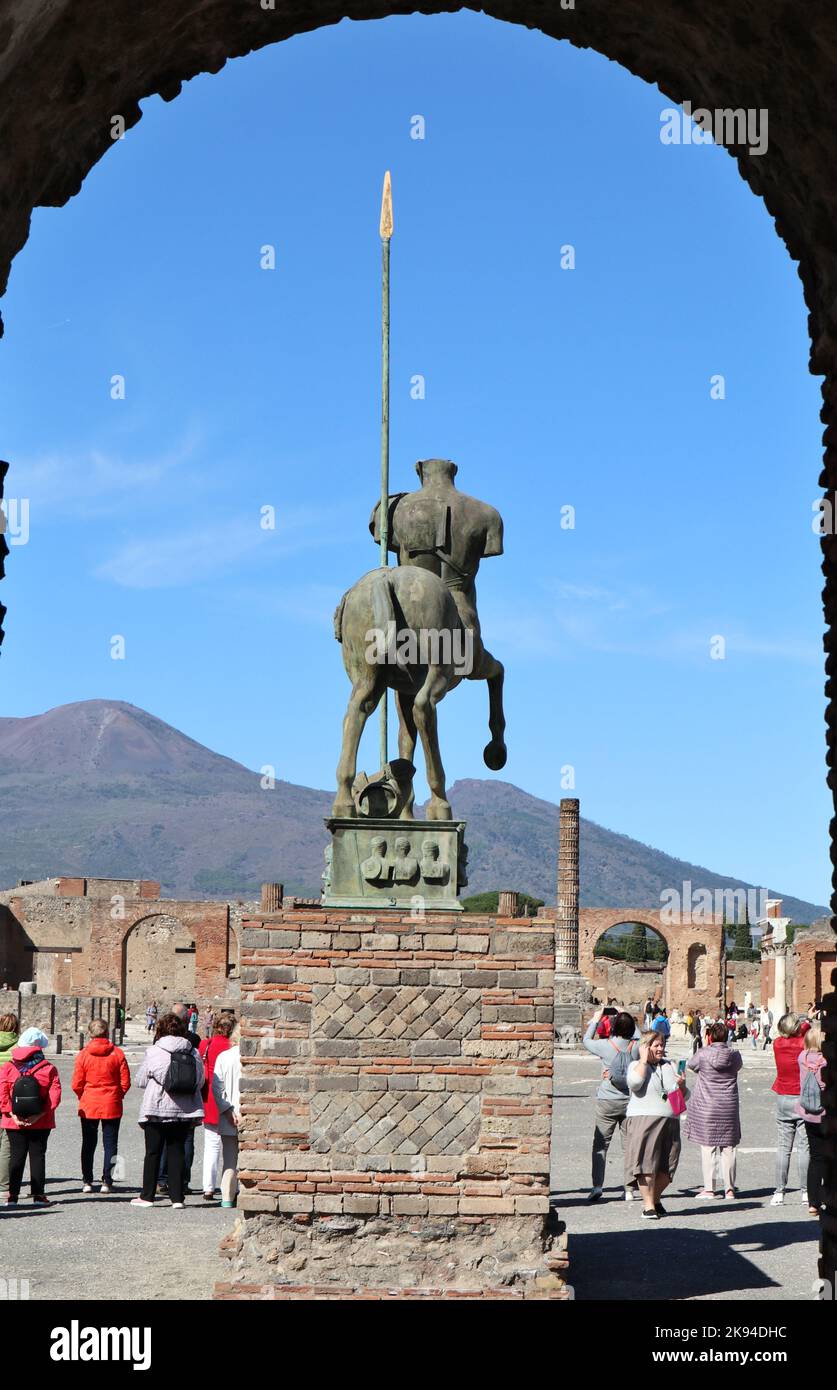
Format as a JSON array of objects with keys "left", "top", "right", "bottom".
[
  {"left": 163, "top": 1049, "right": 197, "bottom": 1096},
  {"left": 11, "top": 1070, "right": 44, "bottom": 1119}
]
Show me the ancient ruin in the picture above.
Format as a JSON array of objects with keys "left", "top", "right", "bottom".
[
  {"left": 0, "top": 876, "right": 249, "bottom": 1011},
  {"left": 0, "top": 0, "right": 835, "bottom": 1301}
]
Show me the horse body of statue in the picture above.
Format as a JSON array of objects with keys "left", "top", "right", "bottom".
[{"left": 332, "top": 458, "right": 506, "bottom": 819}]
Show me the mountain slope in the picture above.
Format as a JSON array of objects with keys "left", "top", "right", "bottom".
[{"left": 0, "top": 701, "right": 826, "bottom": 920}]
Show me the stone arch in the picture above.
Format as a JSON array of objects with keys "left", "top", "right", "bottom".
[
  {"left": 579, "top": 908, "right": 725, "bottom": 1016},
  {"left": 121, "top": 912, "right": 196, "bottom": 1013}
]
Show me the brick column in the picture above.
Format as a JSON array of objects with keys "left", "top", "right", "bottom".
[
  {"left": 555, "top": 798, "right": 579, "bottom": 973},
  {"left": 554, "top": 798, "right": 584, "bottom": 1046},
  {"left": 215, "top": 906, "right": 570, "bottom": 1300}
]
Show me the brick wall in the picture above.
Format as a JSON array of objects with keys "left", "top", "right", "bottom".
[{"left": 216, "top": 906, "right": 569, "bottom": 1300}]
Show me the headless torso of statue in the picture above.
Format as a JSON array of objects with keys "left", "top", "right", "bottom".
[{"left": 370, "top": 458, "right": 503, "bottom": 652}]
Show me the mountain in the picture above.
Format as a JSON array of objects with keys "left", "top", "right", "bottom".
[{"left": 0, "top": 700, "right": 827, "bottom": 921}]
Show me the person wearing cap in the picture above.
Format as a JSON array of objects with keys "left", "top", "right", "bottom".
[{"left": 0, "top": 1027, "right": 62, "bottom": 1206}]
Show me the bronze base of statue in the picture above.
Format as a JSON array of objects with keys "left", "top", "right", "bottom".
[{"left": 322, "top": 817, "right": 468, "bottom": 912}]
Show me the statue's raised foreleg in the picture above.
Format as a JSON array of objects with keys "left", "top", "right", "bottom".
[
  {"left": 413, "top": 669, "right": 452, "bottom": 820},
  {"left": 469, "top": 646, "right": 507, "bottom": 771},
  {"left": 333, "top": 671, "right": 383, "bottom": 817}
]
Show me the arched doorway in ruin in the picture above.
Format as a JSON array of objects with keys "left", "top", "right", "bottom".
[
  {"left": 121, "top": 912, "right": 196, "bottom": 1014},
  {"left": 580, "top": 909, "right": 725, "bottom": 1015},
  {"left": 590, "top": 919, "right": 670, "bottom": 1012}
]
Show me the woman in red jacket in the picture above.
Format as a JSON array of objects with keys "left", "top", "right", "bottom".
[
  {"left": 770, "top": 1013, "right": 809, "bottom": 1206},
  {"left": 71, "top": 1018, "right": 131, "bottom": 1194},
  {"left": 198, "top": 1014, "right": 234, "bottom": 1200},
  {"left": 0, "top": 1026, "right": 62, "bottom": 1206}
]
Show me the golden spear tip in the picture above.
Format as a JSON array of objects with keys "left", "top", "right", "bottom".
[{"left": 379, "top": 170, "right": 393, "bottom": 240}]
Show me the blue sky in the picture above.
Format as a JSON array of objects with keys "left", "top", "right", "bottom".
[{"left": 0, "top": 13, "right": 829, "bottom": 905}]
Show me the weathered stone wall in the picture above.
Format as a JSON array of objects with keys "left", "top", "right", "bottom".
[
  {"left": 725, "top": 959, "right": 762, "bottom": 1008},
  {"left": 588, "top": 957, "right": 665, "bottom": 1010},
  {"left": 216, "top": 905, "right": 568, "bottom": 1300},
  {"left": 0, "top": 876, "right": 251, "bottom": 1009},
  {"left": 0, "top": 989, "right": 119, "bottom": 1039},
  {"left": 793, "top": 921, "right": 837, "bottom": 1013}
]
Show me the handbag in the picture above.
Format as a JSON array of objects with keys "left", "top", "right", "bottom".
[{"left": 667, "top": 1085, "right": 686, "bottom": 1116}]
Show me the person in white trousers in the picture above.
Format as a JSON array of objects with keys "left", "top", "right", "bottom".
[
  {"left": 198, "top": 1013, "right": 236, "bottom": 1200},
  {"left": 211, "top": 1028, "right": 241, "bottom": 1207}
]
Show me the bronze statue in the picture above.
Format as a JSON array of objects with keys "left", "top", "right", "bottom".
[{"left": 332, "top": 459, "right": 506, "bottom": 820}]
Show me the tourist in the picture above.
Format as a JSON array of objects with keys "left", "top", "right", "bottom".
[
  {"left": 131, "top": 1012, "right": 204, "bottom": 1209},
  {"left": 172, "top": 1000, "right": 201, "bottom": 1047},
  {"left": 624, "top": 1030, "right": 687, "bottom": 1219},
  {"left": 769, "top": 1013, "right": 810, "bottom": 1206},
  {"left": 760, "top": 1006, "right": 774, "bottom": 1049},
  {"left": 202, "top": 1005, "right": 216, "bottom": 1037},
  {"left": 582, "top": 1007, "right": 641, "bottom": 1203},
  {"left": 145, "top": 1001, "right": 157, "bottom": 1033},
  {"left": 188, "top": 1002, "right": 199, "bottom": 1034},
  {"left": 688, "top": 1009, "right": 703, "bottom": 1054},
  {"left": 0, "top": 1012, "right": 19, "bottom": 1199},
  {"left": 0, "top": 1026, "right": 62, "bottom": 1206},
  {"left": 749, "top": 1017, "right": 760, "bottom": 1050},
  {"left": 199, "top": 1013, "right": 236, "bottom": 1200},
  {"left": 71, "top": 1018, "right": 131, "bottom": 1194},
  {"left": 795, "top": 1024, "right": 827, "bottom": 1215},
  {"left": 686, "top": 1020, "right": 743, "bottom": 1199},
  {"left": 651, "top": 1007, "right": 671, "bottom": 1041},
  {"left": 212, "top": 1022, "right": 242, "bottom": 1207},
  {"left": 643, "top": 999, "right": 654, "bottom": 1030}
]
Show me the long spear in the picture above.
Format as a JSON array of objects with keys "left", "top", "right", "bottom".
[{"left": 379, "top": 170, "right": 393, "bottom": 769}]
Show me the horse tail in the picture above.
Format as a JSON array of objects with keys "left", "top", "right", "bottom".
[{"left": 333, "top": 591, "right": 347, "bottom": 643}]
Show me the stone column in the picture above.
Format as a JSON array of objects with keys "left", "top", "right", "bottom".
[
  {"left": 554, "top": 797, "right": 584, "bottom": 1047},
  {"left": 768, "top": 945, "right": 788, "bottom": 1020},
  {"left": 555, "top": 799, "right": 579, "bottom": 972},
  {"left": 498, "top": 890, "right": 520, "bottom": 918},
  {"left": 260, "top": 882, "right": 284, "bottom": 913}
]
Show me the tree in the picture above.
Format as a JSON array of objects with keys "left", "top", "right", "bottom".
[
  {"left": 729, "top": 918, "right": 759, "bottom": 962},
  {"left": 461, "top": 890, "right": 545, "bottom": 915},
  {"left": 625, "top": 923, "right": 648, "bottom": 963}
]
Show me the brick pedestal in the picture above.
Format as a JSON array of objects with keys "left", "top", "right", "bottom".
[{"left": 215, "top": 905, "right": 569, "bottom": 1300}]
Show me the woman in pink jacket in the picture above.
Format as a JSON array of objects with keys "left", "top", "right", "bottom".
[
  {"left": 0, "top": 1027, "right": 62, "bottom": 1206},
  {"left": 795, "top": 1024, "right": 827, "bottom": 1215}
]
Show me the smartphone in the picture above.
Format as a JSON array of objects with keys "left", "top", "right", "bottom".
[{"left": 677, "top": 1059, "right": 687, "bottom": 1075}]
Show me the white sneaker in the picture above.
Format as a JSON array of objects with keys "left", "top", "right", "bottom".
[
  {"left": 624, "top": 1188, "right": 636, "bottom": 1202},
  {"left": 170, "top": 1201, "right": 185, "bottom": 1210},
  {"left": 130, "top": 1197, "right": 154, "bottom": 1207},
  {"left": 100, "top": 1184, "right": 113, "bottom": 1195},
  {"left": 82, "top": 1184, "right": 94, "bottom": 1194},
  {"left": 770, "top": 1191, "right": 784, "bottom": 1206}
]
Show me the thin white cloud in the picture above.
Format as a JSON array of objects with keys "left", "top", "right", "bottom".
[
  {"left": 9, "top": 430, "right": 203, "bottom": 519},
  {"left": 94, "top": 507, "right": 341, "bottom": 590}
]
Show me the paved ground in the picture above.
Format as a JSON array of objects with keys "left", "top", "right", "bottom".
[
  {"left": 551, "top": 1037, "right": 821, "bottom": 1301},
  {"left": 1, "top": 1030, "right": 819, "bottom": 1302},
  {"left": 0, "top": 1034, "right": 236, "bottom": 1301}
]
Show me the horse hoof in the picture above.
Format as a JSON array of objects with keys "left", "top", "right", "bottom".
[
  {"left": 427, "top": 800, "right": 452, "bottom": 821},
  {"left": 483, "top": 740, "right": 507, "bottom": 771}
]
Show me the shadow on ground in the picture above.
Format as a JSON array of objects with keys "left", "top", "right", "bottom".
[{"left": 564, "top": 1219, "right": 815, "bottom": 1299}]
